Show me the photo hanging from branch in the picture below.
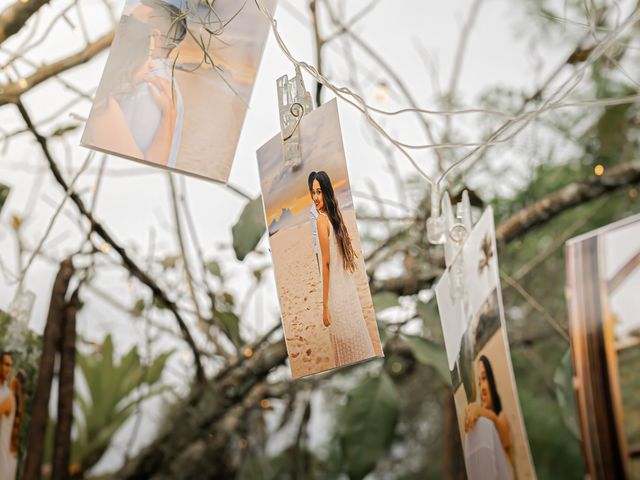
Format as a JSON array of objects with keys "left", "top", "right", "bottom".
[
  {"left": 0, "top": 310, "right": 42, "bottom": 480},
  {"left": 81, "top": 0, "right": 277, "bottom": 183},
  {"left": 257, "top": 99, "right": 383, "bottom": 379},
  {"left": 435, "top": 208, "right": 536, "bottom": 480},
  {"left": 565, "top": 213, "right": 640, "bottom": 479}
]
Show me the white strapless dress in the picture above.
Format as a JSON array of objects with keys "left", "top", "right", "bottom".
[
  {"left": 0, "top": 384, "right": 16, "bottom": 480},
  {"left": 323, "top": 217, "right": 375, "bottom": 366},
  {"left": 464, "top": 416, "right": 513, "bottom": 480}
]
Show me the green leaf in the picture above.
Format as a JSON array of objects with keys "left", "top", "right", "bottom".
[
  {"left": 51, "top": 123, "right": 80, "bottom": 137},
  {"left": 69, "top": 335, "right": 173, "bottom": 472},
  {"left": 144, "top": 350, "right": 174, "bottom": 385},
  {"left": 153, "top": 295, "right": 167, "bottom": 310},
  {"left": 131, "top": 298, "right": 146, "bottom": 317},
  {"left": 401, "top": 334, "right": 450, "bottom": 385},
  {"left": 160, "top": 255, "right": 180, "bottom": 270},
  {"left": 339, "top": 373, "right": 399, "bottom": 480},
  {"left": 553, "top": 349, "right": 580, "bottom": 439},
  {"left": 216, "top": 310, "right": 243, "bottom": 348},
  {"left": 205, "top": 260, "right": 222, "bottom": 278},
  {"left": 232, "top": 196, "right": 265, "bottom": 261},
  {"left": 416, "top": 300, "right": 431, "bottom": 321},
  {"left": 0, "top": 183, "right": 9, "bottom": 214},
  {"left": 372, "top": 292, "right": 399, "bottom": 313}
]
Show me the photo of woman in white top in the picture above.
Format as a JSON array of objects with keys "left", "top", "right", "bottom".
[{"left": 464, "top": 355, "right": 514, "bottom": 480}]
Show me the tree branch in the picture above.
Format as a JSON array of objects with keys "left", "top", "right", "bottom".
[
  {"left": 118, "top": 339, "right": 288, "bottom": 479},
  {"left": 23, "top": 257, "right": 74, "bottom": 480},
  {"left": 371, "top": 160, "right": 640, "bottom": 297},
  {"left": 496, "top": 160, "right": 640, "bottom": 242},
  {"left": 0, "top": 0, "right": 51, "bottom": 45},
  {"left": 15, "top": 100, "right": 206, "bottom": 383},
  {"left": 0, "top": 29, "right": 114, "bottom": 106}
]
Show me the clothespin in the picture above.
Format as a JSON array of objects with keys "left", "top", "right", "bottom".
[
  {"left": 427, "top": 187, "right": 473, "bottom": 302},
  {"left": 276, "top": 65, "right": 313, "bottom": 170}
]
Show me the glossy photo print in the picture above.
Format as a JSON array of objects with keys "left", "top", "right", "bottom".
[
  {"left": 82, "top": 0, "right": 277, "bottom": 182},
  {"left": 257, "top": 99, "right": 383, "bottom": 379},
  {"left": 436, "top": 208, "right": 536, "bottom": 480},
  {"left": 0, "top": 311, "right": 41, "bottom": 480},
  {"left": 565, "top": 213, "right": 640, "bottom": 479}
]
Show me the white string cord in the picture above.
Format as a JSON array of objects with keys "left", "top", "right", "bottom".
[
  {"left": 254, "top": 0, "right": 434, "bottom": 183},
  {"left": 438, "top": 5, "right": 640, "bottom": 186},
  {"left": 254, "top": 0, "right": 640, "bottom": 189},
  {"left": 15, "top": 149, "right": 94, "bottom": 290}
]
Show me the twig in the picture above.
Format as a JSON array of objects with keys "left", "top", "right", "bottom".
[
  {"left": 0, "top": 0, "right": 51, "bottom": 44},
  {"left": 512, "top": 194, "right": 609, "bottom": 281},
  {"left": 496, "top": 160, "right": 640, "bottom": 242},
  {"left": 16, "top": 150, "right": 92, "bottom": 291},
  {"left": 16, "top": 100, "right": 206, "bottom": 382},
  {"left": 500, "top": 270, "right": 570, "bottom": 343},
  {"left": 0, "top": 29, "right": 114, "bottom": 106},
  {"left": 168, "top": 173, "right": 232, "bottom": 359}
]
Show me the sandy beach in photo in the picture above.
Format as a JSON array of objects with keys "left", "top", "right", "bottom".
[
  {"left": 271, "top": 209, "right": 381, "bottom": 378},
  {"left": 173, "top": 70, "right": 243, "bottom": 180}
]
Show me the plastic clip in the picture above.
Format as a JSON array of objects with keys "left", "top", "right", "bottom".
[
  {"left": 428, "top": 188, "right": 473, "bottom": 302},
  {"left": 276, "top": 66, "right": 313, "bottom": 170}
]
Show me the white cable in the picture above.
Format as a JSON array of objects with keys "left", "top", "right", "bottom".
[{"left": 254, "top": 0, "right": 640, "bottom": 190}]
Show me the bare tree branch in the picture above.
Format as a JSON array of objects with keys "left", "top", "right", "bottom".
[
  {"left": 496, "top": 160, "right": 640, "bottom": 242},
  {"left": 0, "top": 0, "right": 51, "bottom": 45},
  {"left": 15, "top": 100, "right": 206, "bottom": 383},
  {"left": 0, "top": 29, "right": 114, "bottom": 106}
]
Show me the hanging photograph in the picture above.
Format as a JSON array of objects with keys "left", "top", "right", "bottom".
[
  {"left": 435, "top": 208, "right": 536, "bottom": 480},
  {"left": 565, "top": 213, "right": 640, "bottom": 479},
  {"left": 81, "top": 0, "right": 277, "bottom": 183},
  {"left": 0, "top": 310, "right": 41, "bottom": 480},
  {"left": 257, "top": 99, "right": 383, "bottom": 379}
]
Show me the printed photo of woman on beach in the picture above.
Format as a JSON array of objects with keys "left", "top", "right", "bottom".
[
  {"left": 308, "top": 171, "right": 375, "bottom": 366},
  {"left": 257, "top": 100, "right": 383, "bottom": 378}
]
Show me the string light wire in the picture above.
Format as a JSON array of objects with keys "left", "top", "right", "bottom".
[{"left": 254, "top": 0, "right": 640, "bottom": 190}]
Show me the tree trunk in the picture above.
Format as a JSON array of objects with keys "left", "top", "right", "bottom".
[
  {"left": 22, "top": 257, "right": 74, "bottom": 480},
  {"left": 442, "top": 394, "right": 466, "bottom": 480},
  {"left": 51, "top": 286, "right": 80, "bottom": 480}
]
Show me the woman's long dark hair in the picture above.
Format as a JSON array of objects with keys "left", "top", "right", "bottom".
[
  {"left": 479, "top": 355, "right": 502, "bottom": 414},
  {"left": 308, "top": 171, "right": 357, "bottom": 272}
]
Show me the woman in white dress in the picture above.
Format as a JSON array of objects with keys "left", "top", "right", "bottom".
[
  {"left": 0, "top": 352, "right": 16, "bottom": 480},
  {"left": 463, "top": 355, "right": 514, "bottom": 480},
  {"left": 308, "top": 171, "right": 375, "bottom": 367}
]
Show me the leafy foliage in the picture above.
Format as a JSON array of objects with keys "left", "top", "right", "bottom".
[
  {"left": 71, "top": 335, "right": 172, "bottom": 473},
  {"left": 338, "top": 372, "right": 400, "bottom": 480},
  {"left": 232, "top": 196, "right": 266, "bottom": 261},
  {"left": 0, "top": 311, "right": 42, "bottom": 477},
  {"left": 401, "top": 334, "right": 450, "bottom": 385}
]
